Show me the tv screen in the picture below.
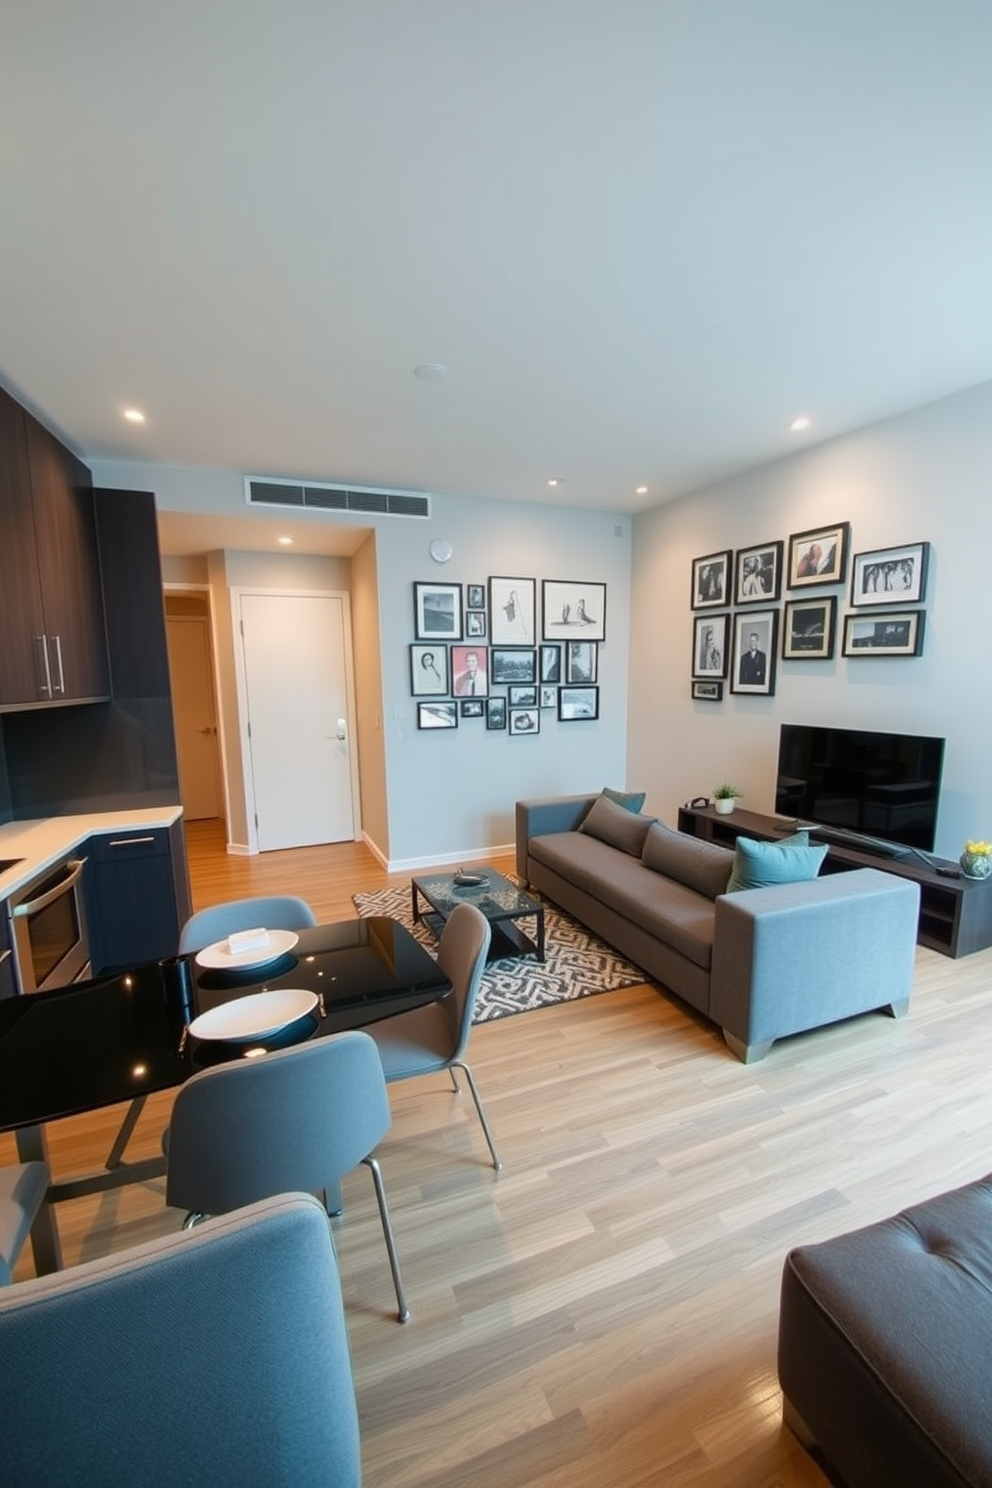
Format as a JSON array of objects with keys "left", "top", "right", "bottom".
[{"left": 776, "top": 724, "right": 945, "bottom": 854}]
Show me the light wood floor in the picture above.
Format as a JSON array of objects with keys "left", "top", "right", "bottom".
[{"left": 6, "top": 819, "right": 992, "bottom": 1486}]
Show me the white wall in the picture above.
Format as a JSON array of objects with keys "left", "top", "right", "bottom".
[{"left": 627, "top": 379, "right": 992, "bottom": 859}]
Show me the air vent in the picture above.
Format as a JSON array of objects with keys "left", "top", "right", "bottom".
[{"left": 245, "top": 477, "right": 430, "bottom": 519}]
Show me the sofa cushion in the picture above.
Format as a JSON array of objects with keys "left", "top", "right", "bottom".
[
  {"left": 601, "top": 785, "right": 647, "bottom": 814},
  {"left": 642, "top": 822, "right": 734, "bottom": 899},
  {"left": 578, "top": 795, "right": 654, "bottom": 856},
  {"left": 726, "top": 831, "right": 827, "bottom": 892}
]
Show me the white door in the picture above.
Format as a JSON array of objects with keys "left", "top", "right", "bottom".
[
  {"left": 165, "top": 614, "right": 223, "bottom": 820},
  {"left": 238, "top": 591, "right": 357, "bottom": 851}
]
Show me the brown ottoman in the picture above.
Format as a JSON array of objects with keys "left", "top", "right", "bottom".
[{"left": 778, "top": 1174, "right": 992, "bottom": 1488}]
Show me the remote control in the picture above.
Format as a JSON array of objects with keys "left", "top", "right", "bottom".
[{"left": 935, "top": 866, "right": 961, "bottom": 878}]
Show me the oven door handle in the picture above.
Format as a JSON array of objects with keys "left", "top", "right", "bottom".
[{"left": 11, "top": 858, "right": 87, "bottom": 917}]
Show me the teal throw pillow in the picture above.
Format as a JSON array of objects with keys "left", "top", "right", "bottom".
[
  {"left": 602, "top": 786, "right": 647, "bottom": 814},
  {"left": 726, "top": 831, "right": 828, "bottom": 893}
]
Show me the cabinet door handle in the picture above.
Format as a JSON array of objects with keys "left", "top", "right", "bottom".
[
  {"left": 0, "top": 949, "right": 10, "bottom": 968},
  {"left": 36, "top": 636, "right": 53, "bottom": 697},
  {"left": 49, "top": 635, "right": 65, "bottom": 695},
  {"left": 107, "top": 836, "right": 156, "bottom": 848}
]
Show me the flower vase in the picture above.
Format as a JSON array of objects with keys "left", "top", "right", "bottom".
[
  {"left": 713, "top": 797, "right": 736, "bottom": 815},
  {"left": 959, "top": 851, "right": 992, "bottom": 880}
]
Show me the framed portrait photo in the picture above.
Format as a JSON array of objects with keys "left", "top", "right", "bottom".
[
  {"left": 730, "top": 609, "right": 779, "bottom": 695},
  {"left": 734, "top": 541, "right": 783, "bottom": 605},
  {"left": 450, "top": 644, "right": 489, "bottom": 698},
  {"left": 850, "top": 542, "right": 930, "bottom": 608},
  {"left": 565, "top": 640, "right": 598, "bottom": 684},
  {"left": 508, "top": 707, "right": 540, "bottom": 736},
  {"left": 466, "top": 584, "right": 486, "bottom": 610},
  {"left": 486, "top": 696, "right": 507, "bottom": 730},
  {"left": 691, "top": 679, "right": 724, "bottom": 701},
  {"left": 540, "top": 643, "right": 561, "bottom": 683},
  {"left": 465, "top": 610, "right": 487, "bottom": 638},
  {"left": 787, "top": 522, "right": 850, "bottom": 589},
  {"left": 542, "top": 580, "right": 607, "bottom": 642},
  {"left": 540, "top": 685, "right": 557, "bottom": 709},
  {"left": 413, "top": 581, "right": 462, "bottom": 641},
  {"left": 410, "top": 643, "right": 449, "bottom": 696},
  {"left": 558, "top": 685, "right": 599, "bottom": 721},
  {"left": 490, "top": 647, "right": 536, "bottom": 685},
  {"left": 691, "top": 550, "right": 732, "bottom": 610},
  {"left": 781, "top": 596, "right": 837, "bottom": 661},
  {"left": 691, "top": 613, "right": 728, "bottom": 679},
  {"left": 841, "top": 610, "right": 925, "bottom": 657},
  {"left": 417, "top": 700, "right": 458, "bottom": 730},
  {"left": 489, "top": 576, "right": 536, "bottom": 644}
]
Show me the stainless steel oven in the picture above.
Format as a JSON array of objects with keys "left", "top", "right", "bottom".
[{"left": 7, "top": 856, "right": 91, "bottom": 993}]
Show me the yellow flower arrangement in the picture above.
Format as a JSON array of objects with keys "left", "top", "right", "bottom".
[{"left": 963, "top": 840, "right": 992, "bottom": 857}]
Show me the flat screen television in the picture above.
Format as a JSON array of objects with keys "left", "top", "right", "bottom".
[{"left": 775, "top": 723, "right": 946, "bottom": 856}]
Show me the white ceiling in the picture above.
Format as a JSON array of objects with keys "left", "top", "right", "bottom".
[{"left": 2, "top": 1, "right": 992, "bottom": 534}]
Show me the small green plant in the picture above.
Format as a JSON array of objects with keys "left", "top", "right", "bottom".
[{"left": 713, "top": 783, "right": 742, "bottom": 800}]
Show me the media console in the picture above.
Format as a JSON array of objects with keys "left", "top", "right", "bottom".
[{"left": 677, "top": 803, "right": 992, "bottom": 960}]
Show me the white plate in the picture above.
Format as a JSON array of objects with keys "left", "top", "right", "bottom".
[
  {"left": 188, "top": 988, "right": 318, "bottom": 1043},
  {"left": 195, "top": 928, "right": 299, "bottom": 970}
]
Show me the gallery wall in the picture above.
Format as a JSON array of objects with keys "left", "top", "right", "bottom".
[{"left": 627, "top": 378, "right": 992, "bottom": 859}]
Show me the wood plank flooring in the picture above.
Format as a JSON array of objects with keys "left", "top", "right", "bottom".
[{"left": 6, "top": 818, "right": 992, "bottom": 1485}]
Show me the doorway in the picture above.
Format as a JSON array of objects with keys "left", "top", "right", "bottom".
[{"left": 164, "top": 594, "right": 224, "bottom": 822}]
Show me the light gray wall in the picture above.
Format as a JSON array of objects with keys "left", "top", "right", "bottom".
[{"left": 627, "top": 379, "right": 992, "bottom": 859}]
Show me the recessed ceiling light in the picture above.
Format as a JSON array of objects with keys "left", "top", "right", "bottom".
[
  {"left": 790, "top": 415, "right": 811, "bottom": 431},
  {"left": 122, "top": 407, "right": 146, "bottom": 424},
  {"left": 635, "top": 485, "right": 648, "bottom": 495},
  {"left": 547, "top": 477, "right": 562, "bottom": 487},
  {"left": 413, "top": 363, "right": 447, "bottom": 382},
  {"left": 277, "top": 535, "right": 294, "bottom": 546}
]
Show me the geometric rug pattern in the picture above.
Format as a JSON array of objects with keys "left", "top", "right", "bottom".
[{"left": 353, "top": 882, "right": 646, "bottom": 1023}]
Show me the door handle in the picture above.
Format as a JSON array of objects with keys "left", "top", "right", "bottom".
[
  {"left": 197, "top": 726, "right": 216, "bottom": 735},
  {"left": 35, "top": 636, "right": 52, "bottom": 697},
  {"left": 335, "top": 717, "right": 347, "bottom": 742},
  {"left": 50, "top": 635, "right": 65, "bottom": 696}
]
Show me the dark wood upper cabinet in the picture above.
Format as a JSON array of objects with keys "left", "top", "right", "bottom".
[{"left": 0, "top": 390, "right": 47, "bottom": 703}]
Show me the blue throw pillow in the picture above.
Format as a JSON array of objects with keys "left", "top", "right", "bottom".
[
  {"left": 726, "top": 831, "right": 828, "bottom": 893},
  {"left": 601, "top": 786, "right": 647, "bottom": 814}
]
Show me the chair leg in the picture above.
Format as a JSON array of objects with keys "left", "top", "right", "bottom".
[
  {"left": 449, "top": 1068, "right": 460, "bottom": 1093},
  {"left": 362, "top": 1156, "right": 410, "bottom": 1324},
  {"left": 182, "top": 1212, "right": 208, "bottom": 1230},
  {"left": 452, "top": 1059, "right": 502, "bottom": 1172}
]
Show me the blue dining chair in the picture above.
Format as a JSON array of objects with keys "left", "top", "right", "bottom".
[
  {"left": 0, "top": 1161, "right": 50, "bottom": 1285},
  {"left": 178, "top": 894, "right": 317, "bottom": 955}
]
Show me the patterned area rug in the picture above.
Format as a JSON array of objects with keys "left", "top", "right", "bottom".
[{"left": 352, "top": 883, "right": 646, "bottom": 1022}]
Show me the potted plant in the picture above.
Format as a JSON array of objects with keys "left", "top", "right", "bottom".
[{"left": 712, "top": 783, "right": 742, "bottom": 815}]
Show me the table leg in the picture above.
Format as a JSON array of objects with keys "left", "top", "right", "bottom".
[
  {"left": 14, "top": 1125, "right": 62, "bottom": 1276},
  {"left": 536, "top": 906, "right": 545, "bottom": 962}
]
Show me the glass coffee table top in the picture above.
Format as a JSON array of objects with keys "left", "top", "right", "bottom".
[{"left": 411, "top": 868, "right": 545, "bottom": 962}]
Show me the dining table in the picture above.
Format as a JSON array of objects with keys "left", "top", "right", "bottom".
[{"left": 0, "top": 916, "right": 450, "bottom": 1275}]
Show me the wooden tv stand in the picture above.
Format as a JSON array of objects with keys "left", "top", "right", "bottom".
[{"left": 676, "top": 803, "right": 992, "bottom": 960}]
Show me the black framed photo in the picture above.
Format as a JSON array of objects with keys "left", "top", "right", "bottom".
[
  {"left": 730, "top": 609, "right": 779, "bottom": 695},
  {"left": 465, "top": 610, "right": 487, "bottom": 638},
  {"left": 565, "top": 640, "right": 598, "bottom": 684},
  {"left": 850, "top": 542, "right": 930, "bottom": 607},
  {"left": 450, "top": 644, "right": 489, "bottom": 697},
  {"left": 508, "top": 707, "right": 540, "bottom": 736},
  {"left": 466, "top": 584, "right": 486, "bottom": 610},
  {"left": 782, "top": 596, "right": 837, "bottom": 660},
  {"left": 489, "top": 576, "right": 536, "bottom": 644},
  {"left": 841, "top": 610, "right": 926, "bottom": 657},
  {"left": 417, "top": 700, "right": 458, "bottom": 730},
  {"left": 490, "top": 647, "right": 536, "bottom": 684},
  {"left": 692, "top": 679, "right": 724, "bottom": 701},
  {"left": 787, "top": 522, "right": 850, "bottom": 589},
  {"left": 508, "top": 685, "right": 537, "bottom": 707},
  {"left": 558, "top": 685, "right": 599, "bottom": 721},
  {"left": 486, "top": 696, "right": 506, "bottom": 730},
  {"left": 691, "top": 550, "right": 732, "bottom": 610},
  {"left": 540, "top": 685, "right": 557, "bottom": 709},
  {"left": 540, "top": 643, "right": 561, "bottom": 683},
  {"left": 542, "top": 580, "right": 607, "bottom": 641},
  {"left": 413, "top": 581, "right": 462, "bottom": 641},
  {"left": 459, "top": 699, "right": 485, "bottom": 719},
  {"left": 409, "top": 643, "right": 449, "bottom": 696},
  {"left": 734, "top": 541, "right": 783, "bottom": 605},
  {"left": 692, "top": 614, "right": 728, "bottom": 679}
]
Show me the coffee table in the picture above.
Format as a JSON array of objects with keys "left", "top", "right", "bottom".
[{"left": 411, "top": 868, "right": 545, "bottom": 962}]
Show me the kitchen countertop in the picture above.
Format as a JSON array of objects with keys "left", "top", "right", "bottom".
[{"left": 0, "top": 806, "right": 183, "bottom": 899}]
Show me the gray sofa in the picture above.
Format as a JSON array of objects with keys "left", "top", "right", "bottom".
[{"left": 515, "top": 792, "right": 921, "bottom": 1061}]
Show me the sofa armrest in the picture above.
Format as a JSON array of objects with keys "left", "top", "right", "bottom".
[
  {"left": 710, "top": 869, "right": 920, "bottom": 1061},
  {"left": 515, "top": 795, "right": 597, "bottom": 880}
]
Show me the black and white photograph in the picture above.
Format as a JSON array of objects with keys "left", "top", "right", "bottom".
[
  {"left": 466, "top": 584, "right": 486, "bottom": 610},
  {"left": 691, "top": 550, "right": 732, "bottom": 609},
  {"left": 508, "top": 706, "right": 540, "bottom": 736},
  {"left": 540, "top": 643, "right": 561, "bottom": 683},
  {"left": 787, "top": 522, "right": 850, "bottom": 589},
  {"left": 850, "top": 542, "right": 930, "bottom": 608},
  {"left": 540, "top": 685, "right": 557, "bottom": 709},
  {"left": 459, "top": 699, "right": 485, "bottom": 719},
  {"left": 565, "top": 639, "right": 598, "bottom": 684},
  {"left": 409, "top": 643, "right": 449, "bottom": 696},
  {"left": 450, "top": 644, "right": 489, "bottom": 697},
  {"left": 486, "top": 696, "right": 506, "bottom": 730},
  {"left": 842, "top": 610, "right": 925, "bottom": 657},
  {"left": 489, "top": 576, "right": 536, "bottom": 644},
  {"left": 413, "top": 580, "right": 462, "bottom": 641},
  {"left": 465, "top": 610, "right": 487, "bottom": 638},
  {"left": 490, "top": 647, "right": 537, "bottom": 684},
  {"left": 734, "top": 541, "right": 783, "bottom": 605},
  {"left": 508, "top": 686, "right": 538, "bottom": 707},
  {"left": 417, "top": 700, "right": 458, "bottom": 729},
  {"left": 782, "top": 596, "right": 837, "bottom": 660},
  {"left": 692, "top": 680, "right": 724, "bottom": 701},
  {"left": 691, "top": 614, "right": 728, "bottom": 679},
  {"left": 730, "top": 609, "right": 779, "bottom": 695},
  {"left": 558, "top": 685, "right": 600, "bottom": 721},
  {"left": 542, "top": 580, "right": 607, "bottom": 642}
]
